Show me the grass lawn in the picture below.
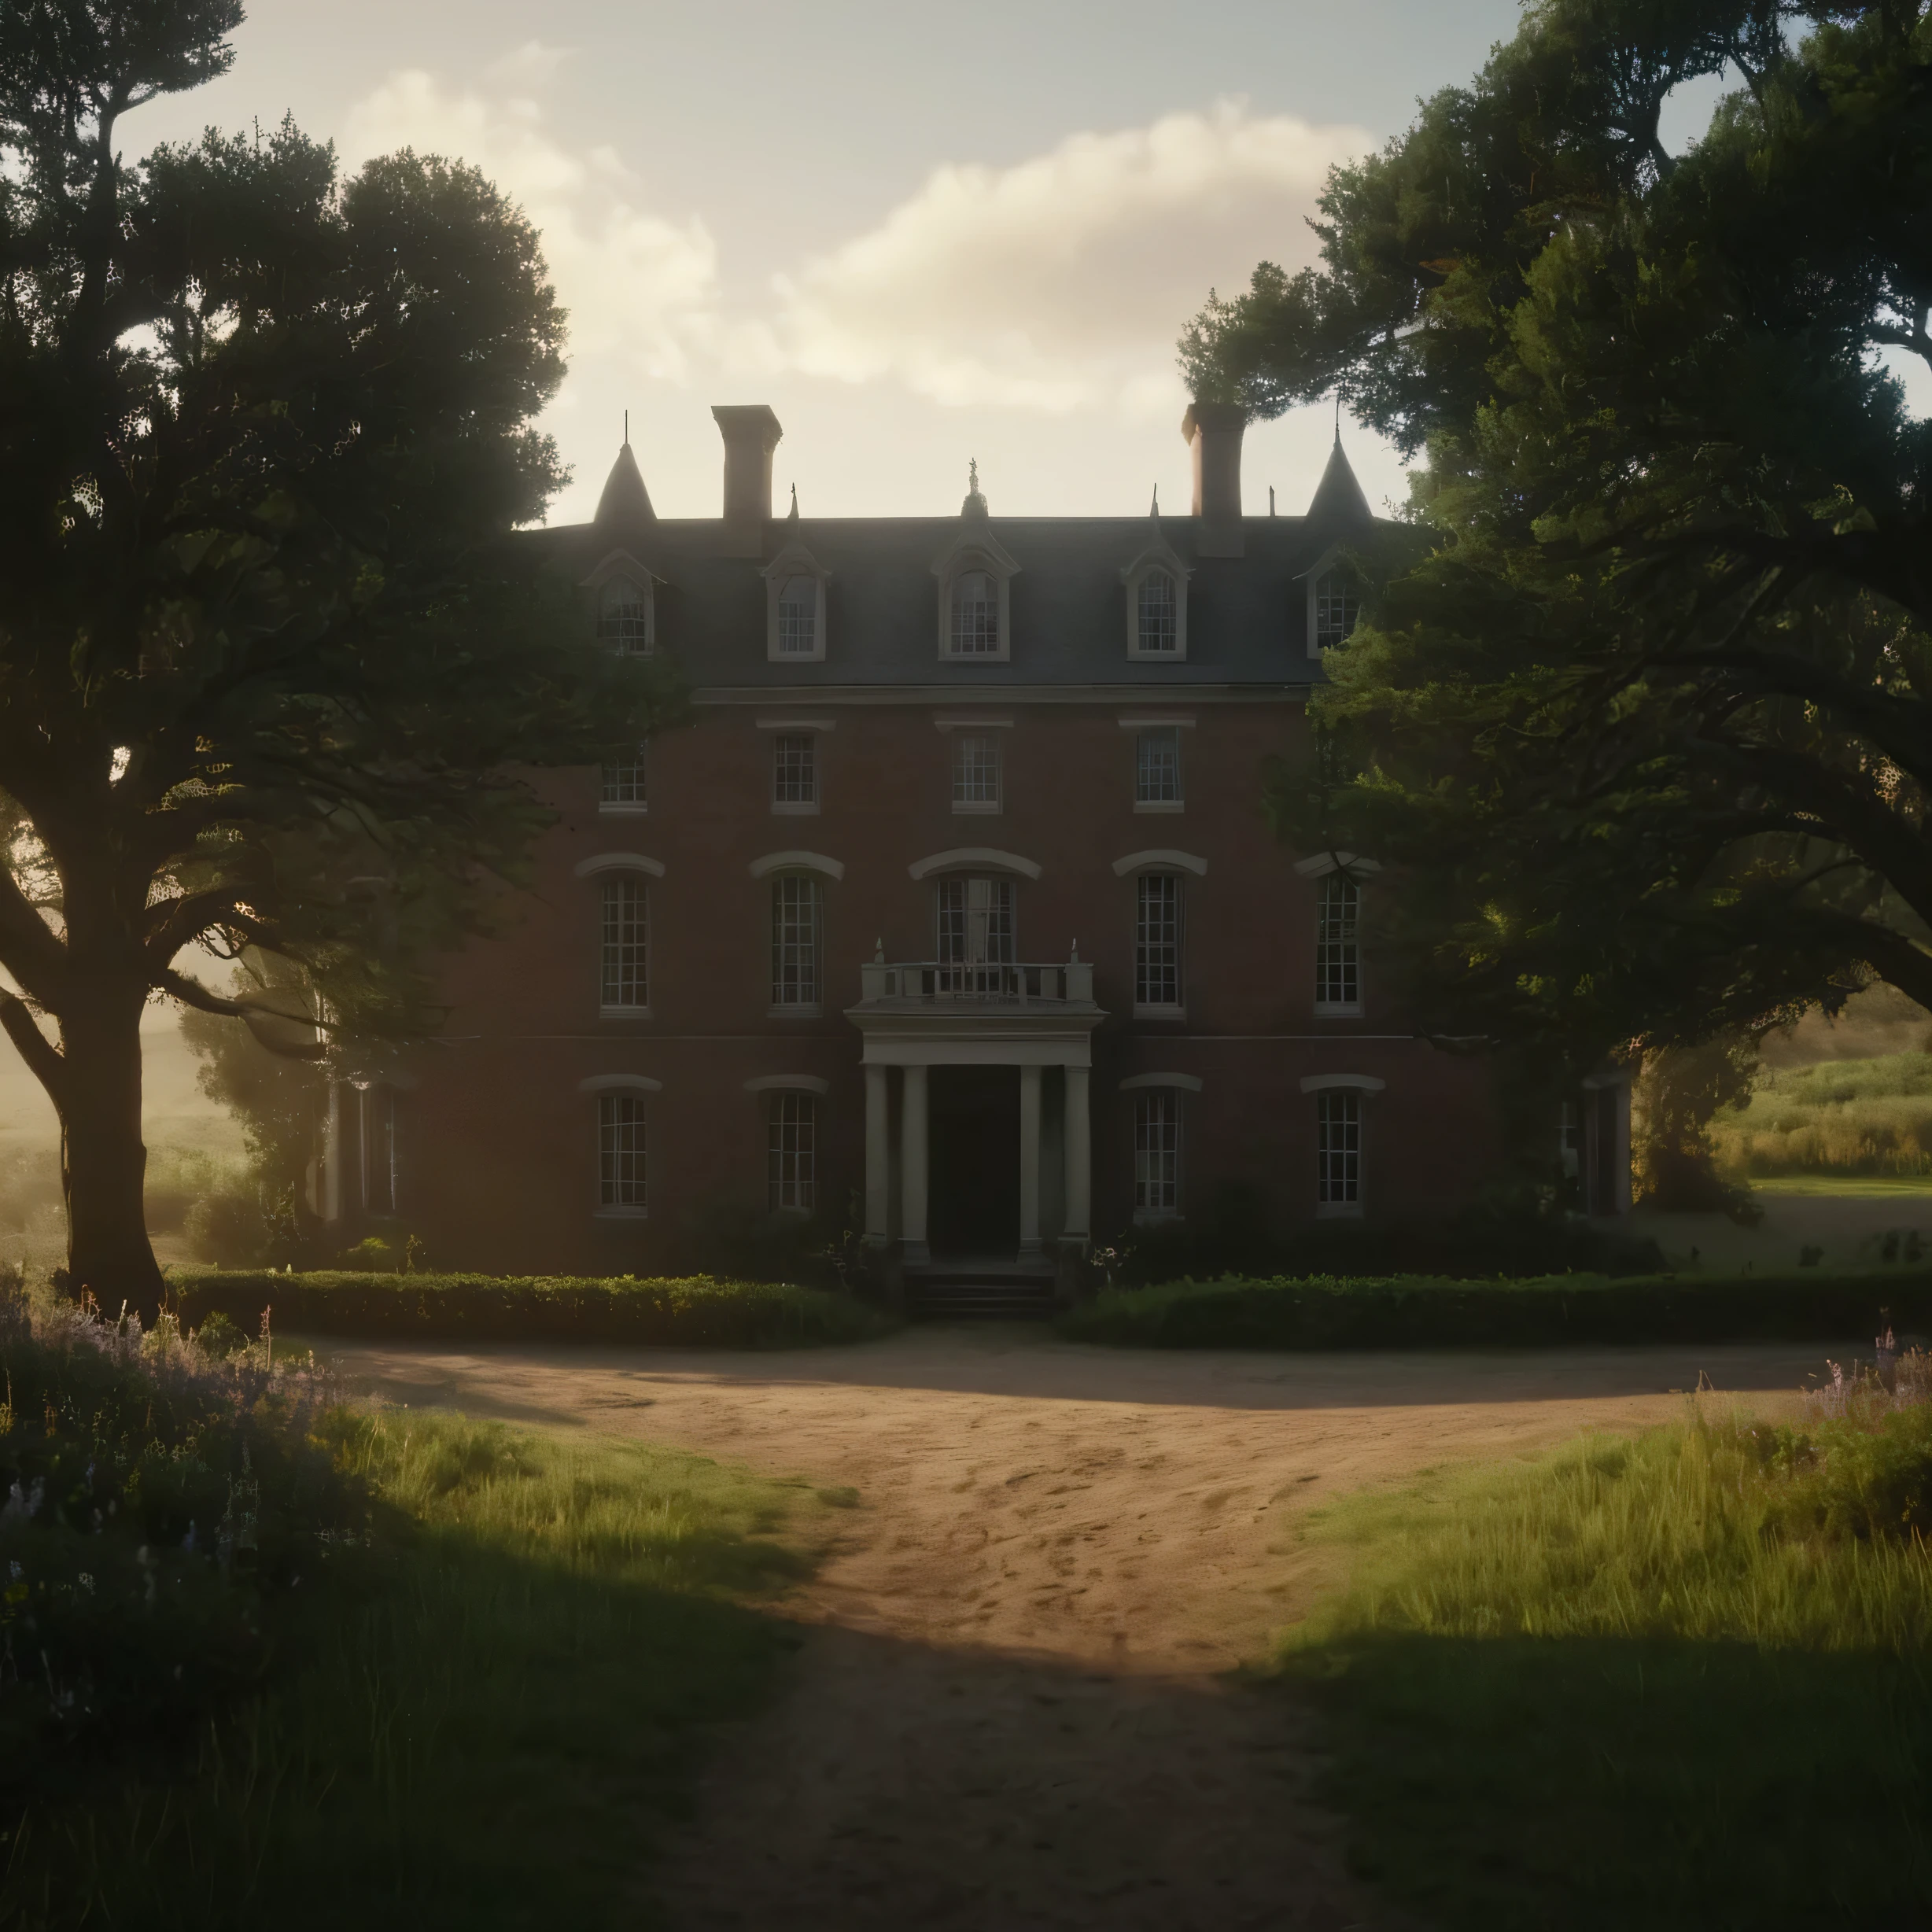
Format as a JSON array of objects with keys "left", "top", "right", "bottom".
[
  {"left": 1754, "top": 1173, "right": 1932, "bottom": 1198},
  {"left": 6, "top": 1333, "right": 835, "bottom": 1929},
  {"left": 1281, "top": 1383, "right": 1932, "bottom": 1928}
]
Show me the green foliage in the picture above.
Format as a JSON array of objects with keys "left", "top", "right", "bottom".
[
  {"left": 1283, "top": 1382, "right": 1932, "bottom": 1926},
  {"left": 0, "top": 4, "right": 683, "bottom": 1298},
  {"left": 1715, "top": 1049, "right": 1932, "bottom": 1175},
  {"left": 168, "top": 1268, "right": 897, "bottom": 1348},
  {"left": 0, "top": 1296, "right": 821, "bottom": 1925},
  {"left": 181, "top": 1189, "right": 267, "bottom": 1266},
  {"left": 1185, "top": 0, "right": 1932, "bottom": 1077},
  {"left": 1058, "top": 1267, "right": 1932, "bottom": 1350},
  {"left": 1632, "top": 1035, "right": 1763, "bottom": 1216}
]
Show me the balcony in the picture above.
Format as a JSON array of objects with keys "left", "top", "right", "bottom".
[{"left": 856, "top": 959, "right": 1095, "bottom": 1006}]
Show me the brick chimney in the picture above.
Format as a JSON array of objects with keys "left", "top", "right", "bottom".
[
  {"left": 1182, "top": 402, "right": 1246, "bottom": 558},
  {"left": 712, "top": 404, "right": 783, "bottom": 556}
]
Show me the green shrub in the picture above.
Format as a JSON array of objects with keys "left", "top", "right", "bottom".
[
  {"left": 183, "top": 1189, "right": 267, "bottom": 1266},
  {"left": 165, "top": 1269, "right": 894, "bottom": 1348},
  {"left": 1058, "top": 1267, "right": 1932, "bottom": 1350},
  {"left": 1713, "top": 1050, "right": 1932, "bottom": 1177}
]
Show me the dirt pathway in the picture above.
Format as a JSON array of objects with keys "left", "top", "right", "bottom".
[{"left": 325, "top": 1327, "right": 1833, "bottom": 1929}]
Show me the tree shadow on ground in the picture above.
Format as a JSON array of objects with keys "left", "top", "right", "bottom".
[{"left": 1290, "top": 1632, "right": 1932, "bottom": 1930}]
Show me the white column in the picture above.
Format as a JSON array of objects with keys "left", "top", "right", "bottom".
[
  {"left": 1062, "top": 1064, "right": 1091, "bottom": 1246},
  {"left": 863, "top": 1064, "right": 890, "bottom": 1245},
  {"left": 901, "top": 1063, "right": 930, "bottom": 1264},
  {"left": 1018, "top": 1064, "right": 1044, "bottom": 1263}
]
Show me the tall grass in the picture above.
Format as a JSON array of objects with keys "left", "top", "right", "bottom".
[
  {"left": 2, "top": 1290, "right": 828, "bottom": 1930},
  {"left": 1713, "top": 1049, "right": 1932, "bottom": 1177},
  {"left": 1286, "top": 1364, "right": 1932, "bottom": 1928}
]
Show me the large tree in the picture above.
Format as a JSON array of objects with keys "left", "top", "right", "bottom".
[
  {"left": 0, "top": 2, "right": 671, "bottom": 1311},
  {"left": 1183, "top": 0, "right": 1932, "bottom": 1077}
]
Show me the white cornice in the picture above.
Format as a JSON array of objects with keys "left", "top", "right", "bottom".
[
  {"left": 1111, "top": 849, "right": 1208, "bottom": 878},
  {"left": 908, "top": 847, "right": 1042, "bottom": 881}
]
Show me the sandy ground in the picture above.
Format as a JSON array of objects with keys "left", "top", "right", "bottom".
[{"left": 325, "top": 1327, "right": 1845, "bottom": 1931}]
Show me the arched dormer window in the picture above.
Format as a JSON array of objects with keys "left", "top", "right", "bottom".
[
  {"left": 599, "top": 575, "right": 652, "bottom": 654},
  {"left": 1300, "top": 544, "right": 1360, "bottom": 658},
  {"left": 1120, "top": 529, "right": 1191, "bottom": 661},
  {"left": 931, "top": 509, "right": 1019, "bottom": 663},
  {"left": 583, "top": 551, "right": 661, "bottom": 657},
  {"left": 762, "top": 530, "right": 829, "bottom": 662}
]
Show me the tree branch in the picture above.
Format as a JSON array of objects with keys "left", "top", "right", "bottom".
[{"left": 0, "top": 988, "right": 66, "bottom": 1108}]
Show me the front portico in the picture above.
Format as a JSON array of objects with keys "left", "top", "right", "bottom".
[{"left": 848, "top": 960, "right": 1104, "bottom": 1270}]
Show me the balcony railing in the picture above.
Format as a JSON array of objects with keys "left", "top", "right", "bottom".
[{"left": 857, "top": 959, "right": 1095, "bottom": 1005}]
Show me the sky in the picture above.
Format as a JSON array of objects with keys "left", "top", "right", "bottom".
[{"left": 116, "top": 0, "right": 1553, "bottom": 528}]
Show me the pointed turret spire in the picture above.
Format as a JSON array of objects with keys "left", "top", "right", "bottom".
[
  {"left": 1149, "top": 483, "right": 1160, "bottom": 518},
  {"left": 595, "top": 432, "right": 655, "bottom": 529},
  {"left": 787, "top": 481, "right": 799, "bottom": 522},
  {"left": 961, "top": 457, "right": 988, "bottom": 518},
  {"left": 1304, "top": 432, "right": 1373, "bottom": 527}
]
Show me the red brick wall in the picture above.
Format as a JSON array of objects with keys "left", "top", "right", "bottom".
[{"left": 396, "top": 698, "right": 1500, "bottom": 1271}]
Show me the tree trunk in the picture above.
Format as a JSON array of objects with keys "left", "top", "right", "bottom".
[{"left": 58, "top": 988, "right": 164, "bottom": 1322}]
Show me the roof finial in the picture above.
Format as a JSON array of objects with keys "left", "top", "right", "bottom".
[
  {"left": 969, "top": 456, "right": 979, "bottom": 495},
  {"left": 788, "top": 481, "right": 799, "bottom": 521},
  {"left": 1269, "top": 485, "right": 1276, "bottom": 517},
  {"left": 1333, "top": 392, "right": 1342, "bottom": 445},
  {"left": 962, "top": 457, "right": 987, "bottom": 515},
  {"left": 625, "top": 408, "right": 630, "bottom": 447},
  {"left": 1150, "top": 483, "right": 1160, "bottom": 518}
]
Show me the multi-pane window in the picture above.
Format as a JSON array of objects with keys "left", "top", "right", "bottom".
[
  {"left": 599, "top": 1093, "right": 647, "bottom": 1211},
  {"left": 1135, "top": 727, "right": 1182, "bottom": 806},
  {"left": 772, "top": 733, "right": 817, "bottom": 807},
  {"left": 601, "top": 744, "right": 647, "bottom": 809},
  {"left": 1137, "top": 569, "right": 1178, "bottom": 653},
  {"left": 1316, "top": 874, "right": 1360, "bottom": 1009},
  {"left": 767, "top": 1091, "right": 817, "bottom": 1211},
  {"left": 1318, "top": 1090, "right": 1361, "bottom": 1208},
  {"left": 937, "top": 876, "right": 1015, "bottom": 991},
  {"left": 1134, "top": 874, "right": 1183, "bottom": 1008},
  {"left": 597, "top": 575, "right": 651, "bottom": 654},
  {"left": 952, "top": 733, "right": 1001, "bottom": 810},
  {"left": 776, "top": 575, "right": 817, "bottom": 655},
  {"left": 1134, "top": 1090, "right": 1180, "bottom": 1215},
  {"left": 1314, "top": 570, "right": 1359, "bottom": 651},
  {"left": 770, "top": 876, "right": 821, "bottom": 1008},
  {"left": 599, "top": 876, "right": 649, "bottom": 1010},
  {"left": 950, "top": 570, "right": 999, "bottom": 654}
]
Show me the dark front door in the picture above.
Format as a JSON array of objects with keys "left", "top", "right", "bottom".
[{"left": 927, "top": 1065, "right": 1020, "bottom": 1258}]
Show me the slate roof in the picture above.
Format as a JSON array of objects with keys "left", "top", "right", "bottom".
[{"left": 529, "top": 441, "right": 1386, "bottom": 694}]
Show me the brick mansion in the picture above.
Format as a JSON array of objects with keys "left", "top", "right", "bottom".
[{"left": 315, "top": 403, "right": 1632, "bottom": 1287}]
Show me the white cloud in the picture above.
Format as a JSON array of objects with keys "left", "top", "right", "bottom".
[
  {"left": 342, "top": 68, "right": 719, "bottom": 382},
  {"left": 774, "top": 102, "right": 1370, "bottom": 417}
]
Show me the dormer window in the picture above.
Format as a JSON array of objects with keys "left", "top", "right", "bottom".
[
  {"left": 1137, "top": 569, "right": 1179, "bottom": 653},
  {"left": 597, "top": 575, "right": 652, "bottom": 654},
  {"left": 1314, "top": 570, "right": 1359, "bottom": 651},
  {"left": 762, "top": 537, "right": 828, "bottom": 662},
  {"left": 776, "top": 577, "right": 817, "bottom": 655},
  {"left": 1121, "top": 531, "right": 1190, "bottom": 661},
  {"left": 951, "top": 570, "right": 999, "bottom": 654}
]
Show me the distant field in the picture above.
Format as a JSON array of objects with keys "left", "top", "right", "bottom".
[
  {"left": 1715, "top": 1050, "right": 1932, "bottom": 1179},
  {"left": 1754, "top": 1174, "right": 1932, "bottom": 1197}
]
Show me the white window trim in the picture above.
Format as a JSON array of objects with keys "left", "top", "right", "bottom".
[
  {"left": 1299, "top": 543, "right": 1358, "bottom": 660},
  {"left": 756, "top": 717, "right": 836, "bottom": 732},
  {"left": 908, "top": 847, "right": 1042, "bottom": 881},
  {"left": 772, "top": 801, "right": 821, "bottom": 817},
  {"left": 580, "top": 1074, "right": 664, "bottom": 1094},
  {"left": 1119, "top": 1072, "right": 1203, "bottom": 1093},
  {"left": 574, "top": 852, "right": 666, "bottom": 879},
  {"left": 761, "top": 544, "right": 830, "bottom": 664},
  {"left": 1119, "top": 543, "right": 1193, "bottom": 662},
  {"left": 931, "top": 531, "right": 1020, "bottom": 663},
  {"left": 1115, "top": 716, "right": 1198, "bottom": 729},
  {"left": 1312, "top": 1078, "right": 1371, "bottom": 1220},
  {"left": 1130, "top": 1084, "right": 1185, "bottom": 1226},
  {"left": 581, "top": 549, "right": 662, "bottom": 658},
  {"left": 932, "top": 716, "right": 1014, "bottom": 732},
  {"left": 1112, "top": 849, "right": 1208, "bottom": 878},
  {"left": 598, "top": 800, "right": 650, "bottom": 817},
  {"left": 748, "top": 850, "right": 845, "bottom": 881},
  {"left": 743, "top": 1075, "right": 830, "bottom": 1096},
  {"left": 1300, "top": 1074, "right": 1386, "bottom": 1094}
]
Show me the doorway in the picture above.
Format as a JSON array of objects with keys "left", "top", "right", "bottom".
[{"left": 927, "top": 1065, "right": 1019, "bottom": 1258}]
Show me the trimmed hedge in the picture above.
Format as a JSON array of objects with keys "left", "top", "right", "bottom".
[
  {"left": 165, "top": 1270, "right": 894, "bottom": 1349},
  {"left": 1056, "top": 1269, "right": 1932, "bottom": 1351}
]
